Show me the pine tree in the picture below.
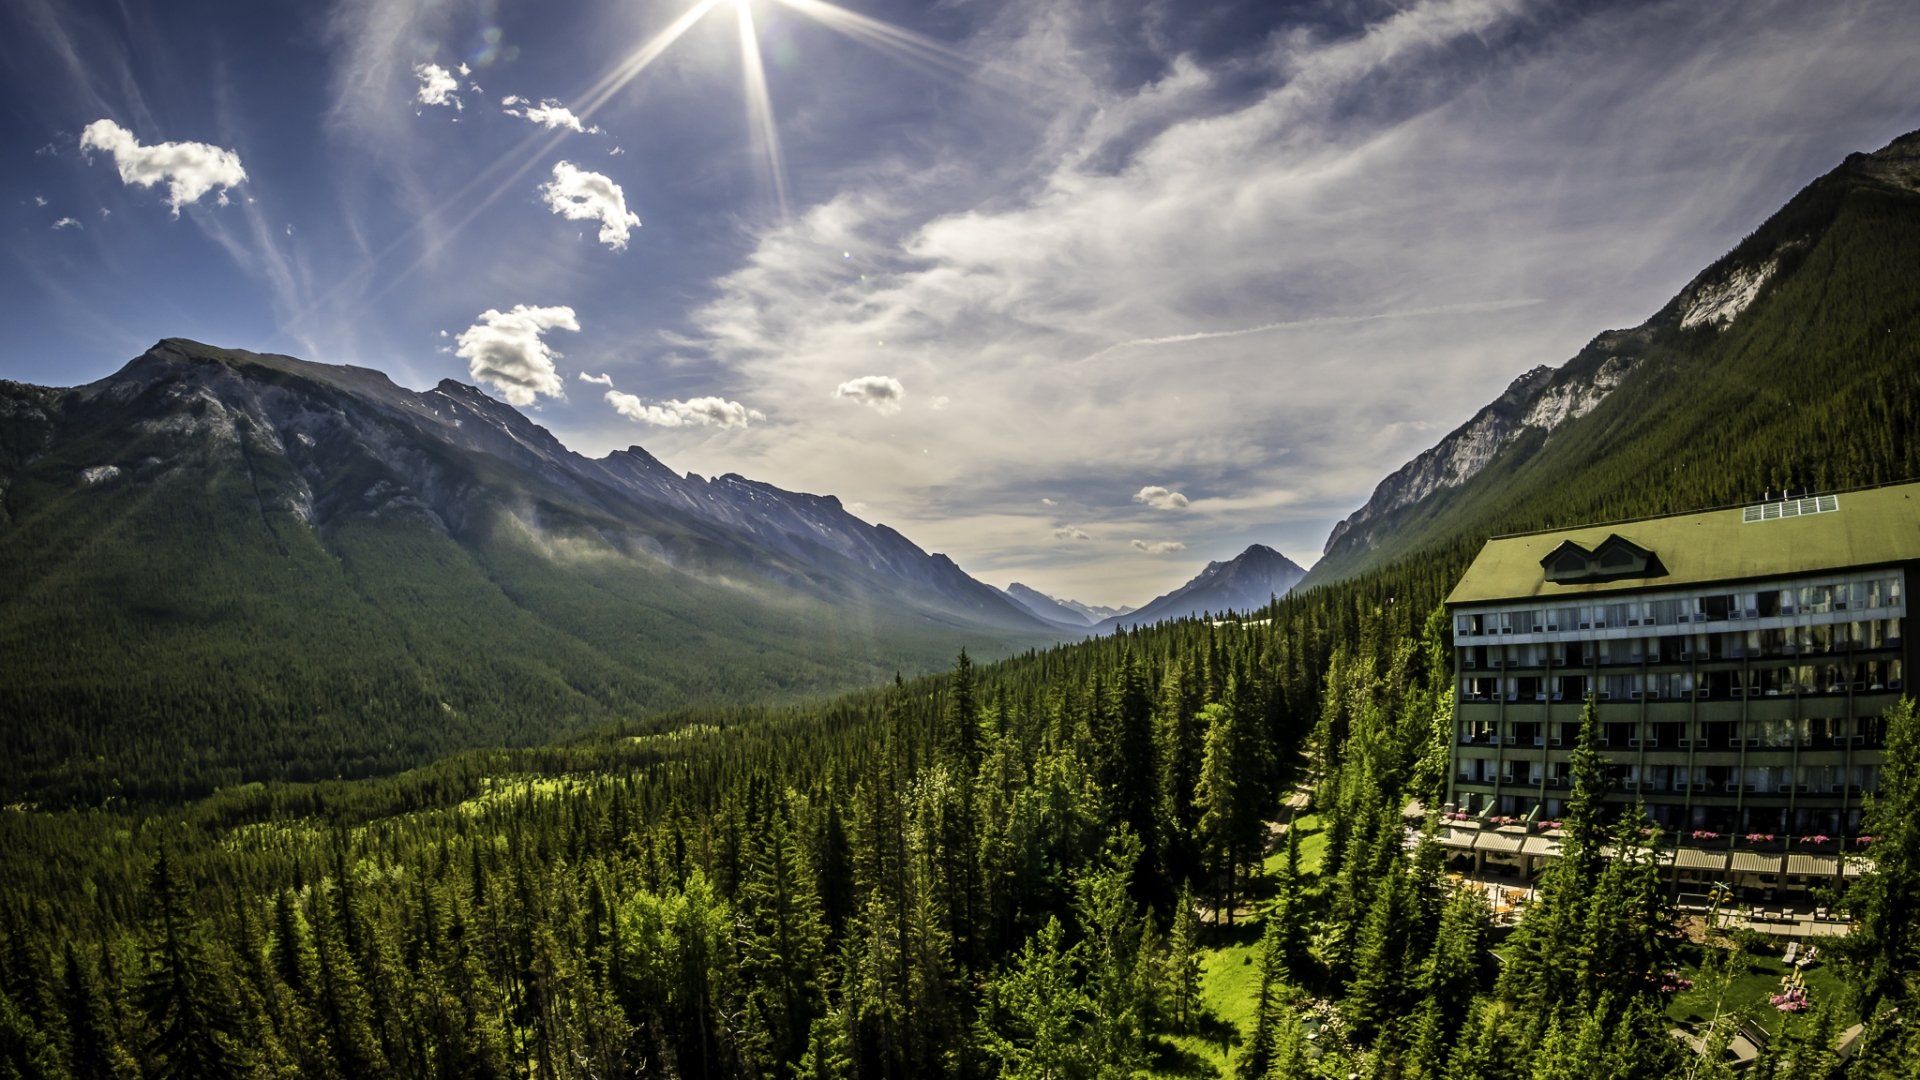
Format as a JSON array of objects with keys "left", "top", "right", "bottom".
[
  {"left": 136, "top": 849, "right": 250, "bottom": 1080},
  {"left": 1164, "top": 888, "right": 1202, "bottom": 1031},
  {"left": 978, "top": 917, "right": 1092, "bottom": 1080},
  {"left": 60, "top": 942, "right": 137, "bottom": 1080},
  {"left": 1836, "top": 698, "right": 1920, "bottom": 1048}
]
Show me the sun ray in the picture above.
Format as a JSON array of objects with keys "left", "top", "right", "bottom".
[
  {"left": 574, "top": 0, "right": 730, "bottom": 120},
  {"left": 770, "top": 0, "right": 978, "bottom": 78},
  {"left": 736, "top": 0, "right": 791, "bottom": 219}
]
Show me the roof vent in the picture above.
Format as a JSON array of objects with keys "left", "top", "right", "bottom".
[{"left": 1742, "top": 494, "right": 1838, "bottom": 523}]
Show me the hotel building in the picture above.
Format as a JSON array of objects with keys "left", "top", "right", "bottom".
[{"left": 1442, "top": 483, "right": 1917, "bottom": 893}]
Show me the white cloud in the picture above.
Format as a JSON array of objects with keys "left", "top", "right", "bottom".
[
  {"left": 540, "top": 161, "right": 641, "bottom": 250},
  {"left": 1040, "top": 497, "right": 1057, "bottom": 506},
  {"left": 456, "top": 62, "right": 471, "bottom": 77},
  {"left": 1131, "top": 539, "right": 1187, "bottom": 555},
  {"left": 414, "top": 63, "right": 462, "bottom": 109},
  {"left": 78, "top": 120, "right": 245, "bottom": 216},
  {"left": 454, "top": 305, "right": 578, "bottom": 406},
  {"left": 834, "top": 375, "right": 905, "bottom": 414},
  {"left": 32, "top": 196, "right": 47, "bottom": 207},
  {"left": 609, "top": 145, "right": 626, "bottom": 156},
  {"left": 51, "top": 217, "right": 80, "bottom": 231},
  {"left": 503, "top": 95, "right": 602, "bottom": 134},
  {"left": 1053, "top": 525, "right": 1093, "bottom": 541},
  {"left": 1132, "top": 485, "right": 1190, "bottom": 510},
  {"left": 930, "top": 395, "right": 952, "bottom": 410},
  {"left": 578, "top": 371, "right": 615, "bottom": 386},
  {"left": 605, "top": 391, "right": 763, "bottom": 429}
]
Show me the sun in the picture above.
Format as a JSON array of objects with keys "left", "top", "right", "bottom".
[{"left": 563, "top": 0, "right": 974, "bottom": 219}]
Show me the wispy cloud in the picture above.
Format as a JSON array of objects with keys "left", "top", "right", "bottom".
[
  {"left": 657, "top": 0, "right": 1920, "bottom": 605},
  {"left": 503, "top": 95, "right": 602, "bottom": 134}
]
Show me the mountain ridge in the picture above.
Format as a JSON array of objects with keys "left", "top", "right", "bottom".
[
  {"left": 0, "top": 338, "right": 1056, "bottom": 803},
  {"left": 1095, "top": 542, "right": 1307, "bottom": 631}
]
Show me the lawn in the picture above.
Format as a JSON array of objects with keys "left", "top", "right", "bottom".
[
  {"left": 1665, "top": 944, "right": 1854, "bottom": 1038},
  {"left": 1151, "top": 924, "right": 1266, "bottom": 1077},
  {"left": 1150, "top": 813, "right": 1330, "bottom": 1077}
]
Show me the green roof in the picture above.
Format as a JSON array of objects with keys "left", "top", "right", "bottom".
[{"left": 1447, "top": 482, "right": 1920, "bottom": 606}]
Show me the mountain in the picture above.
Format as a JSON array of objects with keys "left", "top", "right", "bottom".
[
  {"left": 1000, "top": 582, "right": 1132, "bottom": 628},
  {"left": 1306, "top": 128, "right": 1920, "bottom": 587},
  {"left": 1095, "top": 543, "right": 1307, "bottom": 631},
  {"left": 0, "top": 339, "right": 1054, "bottom": 804}
]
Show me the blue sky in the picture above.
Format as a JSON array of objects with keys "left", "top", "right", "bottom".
[{"left": 4, "top": 0, "right": 1919, "bottom": 607}]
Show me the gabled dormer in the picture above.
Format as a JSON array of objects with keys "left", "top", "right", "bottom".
[
  {"left": 1541, "top": 540, "right": 1594, "bottom": 583},
  {"left": 1540, "top": 534, "right": 1662, "bottom": 584},
  {"left": 1590, "top": 534, "right": 1656, "bottom": 578}
]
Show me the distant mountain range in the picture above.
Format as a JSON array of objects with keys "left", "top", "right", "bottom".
[
  {"left": 0, "top": 340, "right": 1055, "bottom": 802},
  {"left": 1094, "top": 544, "right": 1307, "bottom": 632},
  {"left": 1303, "top": 128, "right": 1920, "bottom": 589},
  {"left": 1000, "top": 582, "right": 1133, "bottom": 628}
]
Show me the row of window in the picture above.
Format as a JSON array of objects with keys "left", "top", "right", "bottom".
[
  {"left": 1458, "top": 714, "right": 1886, "bottom": 751},
  {"left": 1456, "top": 759, "right": 1879, "bottom": 795},
  {"left": 1461, "top": 619, "right": 1905, "bottom": 669},
  {"left": 1459, "top": 658, "right": 1906, "bottom": 703},
  {"left": 1455, "top": 573, "right": 1904, "bottom": 638}
]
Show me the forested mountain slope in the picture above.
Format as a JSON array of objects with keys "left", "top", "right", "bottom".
[
  {"left": 1310, "top": 129, "right": 1920, "bottom": 587},
  {"left": 0, "top": 340, "right": 1053, "bottom": 805}
]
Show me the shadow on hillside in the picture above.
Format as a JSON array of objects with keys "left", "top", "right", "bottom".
[{"left": 1147, "top": 1035, "right": 1221, "bottom": 1078}]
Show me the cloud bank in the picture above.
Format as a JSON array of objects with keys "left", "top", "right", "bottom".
[
  {"left": 455, "top": 305, "right": 578, "bottom": 406},
  {"left": 1131, "top": 539, "right": 1187, "bottom": 555},
  {"left": 78, "top": 120, "right": 246, "bottom": 216}
]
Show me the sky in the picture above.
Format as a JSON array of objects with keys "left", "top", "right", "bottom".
[{"left": 4, "top": 0, "right": 1919, "bottom": 608}]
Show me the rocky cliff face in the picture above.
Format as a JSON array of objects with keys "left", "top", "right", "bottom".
[{"left": 1322, "top": 340, "right": 1642, "bottom": 558}]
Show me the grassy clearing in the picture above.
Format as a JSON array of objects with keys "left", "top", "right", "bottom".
[
  {"left": 1665, "top": 945, "right": 1854, "bottom": 1038},
  {"left": 1151, "top": 813, "right": 1330, "bottom": 1077}
]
